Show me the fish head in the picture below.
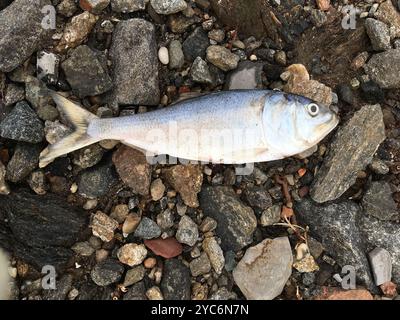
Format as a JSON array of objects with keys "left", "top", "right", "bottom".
[{"left": 263, "top": 92, "right": 339, "bottom": 156}]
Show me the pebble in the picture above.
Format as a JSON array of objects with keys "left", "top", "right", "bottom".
[
  {"left": 365, "top": 49, "right": 400, "bottom": 89},
  {"left": 83, "top": 199, "right": 98, "bottom": 210},
  {"left": 365, "top": 18, "right": 391, "bottom": 51},
  {"left": 316, "top": 0, "right": 330, "bottom": 11},
  {"left": 225, "top": 61, "right": 263, "bottom": 90},
  {"left": 158, "top": 47, "right": 169, "bottom": 65},
  {"left": 351, "top": 51, "right": 369, "bottom": 70},
  {"left": 336, "top": 84, "right": 354, "bottom": 105},
  {"left": 156, "top": 209, "right": 174, "bottom": 230},
  {"left": 167, "top": 14, "right": 195, "bottom": 33},
  {"left": 57, "top": 0, "right": 78, "bottom": 17},
  {"left": 368, "top": 247, "right": 392, "bottom": 286},
  {"left": 91, "top": 211, "right": 119, "bottom": 242},
  {"left": 3, "top": 83, "right": 24, "bottom": 107},
  {"left": 190, "top": 57, "right": 214, "bottom": 84},
  {"left": 72, "top": 144, "right": 105, "bottom": 169},
  {"left": 362, "top": 181, "right": 398, "bottom": 221},
  {"left": 206, "top": 45, "right": 240, "bottom": 72},
  {"left": 0, "top": 161, "right": 10, "bottom": 195},
  {"left": 208, "top": 29, "right": 225, "bottom": 43},
  {"left": 160, "top": 259, "right": 191, "bottom": 300},
  {"left": 190, "top": 252, "right": 212, "bottom": 276},
  {"left": 274, "top": 51, "right": 287, "bottom": 66},
  {"left": 150, "top": 0, "right": 187, "bottom": 15},
  {"left": 37, "top": 105, "right": 59, "bottom": 121},
  {"left": 144, "top": 257, "right": 157, "bottom": 269},
  {"left": 80, "top": 0, "right": 110, "bottom": 14},
  {"left": 90, "top": 259, "right": 124, "bottom": 286},
  {"left": 146, "top": 286, "right": 163, "bottom": 300},
  {"left": 374, "top": 0, "right": 400, "bottom": 39},
  {"left": 117, "top": 243, "right": 147, "bottom": 267},
  {"left": 360, "top": 80, "right": 385, "bottom": 104},
  {"left": 315, "top": 288, "right": 373, "bottom": 300},
  {"left": 369, "top": 158, "right": 390, "bottom": 174},
  {"left": 244, "top": 186, "right": 273, "bottom": 210},
  {"left": 199, "top": 217, "right": 217, "bottom": 233},
  {"left": 176, "top": 215, "right": 199, "bottom": 246},
  {"left": 110, "top": 204, "right": 130, "bottom": 223},
  {"left": 203, "top": 237, "right": 225, "bottom": 275},
  {"left": 123, "top": 265, "right": 146, "bottom": 287},
  {"left": 111, "top": 0, "right": 147, "bottom": 12},
  {"left": 144, "top": 237, "right": 183, "bottom": 258},
  {"left": 44, "top": 121, "right": 71, "bottom": 145},
  {"left": 78, "top": 162, "right": 118, "bottom": 198},
  {"left": 122, "top": 213, "right": 141, "bottom": 236},
  {"left": 6, "top": 143, "right": 41, "bottom": 183},
  {"left": 233, "top": 237, "right": 293, "bottom": 300},
  {"left": 260, "top": 204, "right": 281, "bottom": 226},
  {"left": 150, "top": 178, "right": 166, "bottom": 201},
  {"left": 28, "top": 170, "right": 48, "bottom": 195},
  {"left": 134, "top": 217, "right": 162, "bottom": 239},
  {"left": 72, "top": 241, "right": 95, "bottom": 256},
  {"left": 182, "top": 27, "right": 209, "bottom": 61},
  {"left": 168, "top": 40, "right": 185, "bottom": 69}
]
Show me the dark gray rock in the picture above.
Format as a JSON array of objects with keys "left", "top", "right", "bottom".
[
  {"left": 91, "top": 259, "right": 125, "bottom": 287},
  {"left": 133, "top": 217, "right": 162, "bottom": 239},
  {"left": 295, "top": 198, "right": 375, "bottom": 290},
  {"left": 362, "top": 181, "right": 398, "bottom": 221},
  {"left": 6, "top": 143, "right": 41, "bottom": 183},
  {"left": 160, "top": 259, "right": 191, "bottom": 300},
  {"left": 243, "top": 185, "right": 273, "bottom": 210},
  {"left": 123, "top": 281, "right": 147, "bottom": 300},
  {"left": 77, "top": 161, "right": 119, "bottom": 198},
  {"left": 199, "top": 186, "right": 257, "bottom": 251},
  {"left": 182, "top": 27, "right": 209, "bottom": 62},
  {"left": 168, "top": 39, "right": 184, "bottom": 69},
  {"left": 3, "top": 83, "right": 25, "bottom": 107},
  {"left": 364, "top": 49, "right": 400, "bottom": 89},
  {"left": 225, "top": 61, "right": 263, "bottom": 90},
  {"left": 110, "top": 19, "right": 160, "bottom": 105},
  {"left": 360, "top": 81, "right": 385, "bottom": 104},
  {"left": 43, "top": 274, "right": 73, "bottom": 300},
  {"left": 150, "top": 0, "right": 187, "bottom": 15},
  {"left": 336, "top": 84, "right": 354, "bottom": 105},
  {"left": 61, "top": 45, "right": 113, "bottom": 98},
  {"left": 190, "top": 57, "right": 214, "bottom": 85},
  {"left": 365, "top": 18, "right": 391, "bottom": 51},
  {"left": 0, "top": 101, "right": 44, "bottom": 143},
  {"left": 311, "top": 105, "right": 385, "bottom": 203},
  {"left": 0, "top": 0, "right": 53, "bottom": 72}
]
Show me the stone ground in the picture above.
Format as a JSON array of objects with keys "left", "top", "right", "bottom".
[{"left": 0, "top": 0, "right": 400, "bottom": 300}]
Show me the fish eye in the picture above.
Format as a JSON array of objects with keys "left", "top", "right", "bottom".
[{"left": 307, "top": 103, "right": 319, "bottom": 117}]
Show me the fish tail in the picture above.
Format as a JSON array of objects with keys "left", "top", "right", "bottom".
[{"left": 39, "top": 92, "right": 100, "bottom": 168}]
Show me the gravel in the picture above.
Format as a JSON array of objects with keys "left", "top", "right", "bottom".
[
  {"left": 134, "top": 217, "right": 162, "bottom": 239},
  {"left": 160, "top": 259, "right": 191, "bottom": 300},
  {"left": 176, "top": 215, "right": 199, "bottom": 246},
  {"left": 91, "top": 259, "right": 125, "bottom": 286}
]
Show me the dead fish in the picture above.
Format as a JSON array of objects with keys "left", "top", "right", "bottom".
[
  {"left": 39, "top": 90, "right": 339, "bottom": 168},
  {"left": 0, "top": 249, "right": 11, "bottom": 300}
]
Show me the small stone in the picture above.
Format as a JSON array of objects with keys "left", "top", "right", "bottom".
[
  {"left": 243, "top": 186, "right": 273, "bottom": 210},
  {"left": 79, "top": 0, "right": 110, "bottom": 14},
  {"left": 351, "top": 51, "right": 369, "bottom": 71},
  {"left": 314, "top": 287, "right": 373, "bottom": 300},
  {"left": 233, "top": 237, "right": 293, "bottom": 300},
  {"left": 0, "top": 101, "right": 44, "bottom": 143},
  {"left": 260, "top": 204, "right": 281, "bottom": 226},
  {"left": 190, "top": 252, "right": 211, "bottom": 276},
  {"left": 134, "top": 217, "right": 162, "bottom": 239},
  {"left": 364, "top": 49, "right": 400, "bottom": 89},
  {"left": 203, "top": 237, "right": 225, "bottom": 274},
  {"left": 167, "top": 14, "right": 195, "bottom": 33},
  {"left": 146, "top": 286, "right": 163, "bottom": 300},
  {"left": 117, "top": 243, "right": 147, "bottom": 267},
  {"left": 293, "top": 254, "right": 319, "bottom": 273},
  {"left": 158, "top": 47, "right": 169, "bottom": 65},
  {"left": 161, "top": 259, "right": 190, "bottom": 300},
  {"left": 150, "top": 0, "right": 187, "bottom": 15},
  {"left": 368, "top": 247, "right": 392, "bottom": 286},
  {"left": 123, "top": 265, "right": 146, "bottom": 287},
  {"left": 199, "top": 217, "right": 217, "bottom": 233},
  {"left": 316, "top": 0, "right": 330, "bottom": 11},
  {"left": 144, "top": 257, "right": 157, "bottom": 268},
  {"left": 360, "top": 80, "right": 385, "bottom": 104},
  {"left": 365, "top": 18, "right": 391, "bottom": 51},
  {"left": 96, "top": 249, "right": 109, "bottom": 262},
  {"left": 37, "top": 105, "right": 59, "bottom": 121},
  {"left": 225, "top": 61, "right": 263, "bottom": 90},
  {"left": 72, "top": 241, "right": 95, "bottom": 256},
  {"left": 168, "top": 40, "right": 185, "bottom": 69},
  {"left": 37, "top": 51, "right": 60, "bottom": 84},
  {"left": 274, "top": 51, "right": 287, "bottom": 66},
  {"left": 83, "top": 199, "right": 98, "bottom": 210},
  {"left": 208, "top": 29, "right": 225, "bottom": 43},
  {"left": 336, "top": 84, "right": 354, "bottom": 105},
  {"left": 362, "top": 181, "right": 397, "bottom": 221},
  {"left": 144, "top": 237, "right": 183, "bottom": 258},
  {"left": 6, "top": 143, "right": 41, "bottom": 183},
  {"left": 190, "top": 57, "right": 214, "bottom": 84},
  {"left": 111, "top": 0, "right": 148, "bottom": 12},
  {"left": 150, "top": 178, "right": 165, "bottom": 201},
  {"left": 369, "top": 159, "right": 389, "bottom": 175},
  {"left": 156, "top": 209, "right": 175, "bottom": 230},
  {"left": 28, "top": 170, "right": 48, "bottom": 195},
  {"left": 57, "top": 0, "right": 78, "bottom": 17},
  {"left": 72, "top": 144, "right": 105, "bottom": 169},
  {"left": 3, "top": 83, "right": 25, "bottom": 107},
  {"left": 182, "top": 27, "right": 209, "bottom": 62},
  {"left": 206, "top": 45, "right": 239, "bottom": 72},
  {"left": 122, "top": 213, "right": 141, "bottom": 236},
  {"left": 91, "top": 211, "right": 119, "bottom": 242},
  {"left": 310, "top": 9, "right": 327, "bottom": 27},
  {"left": 90, "top": 259, "right": 124, "bottom": 286},
  {"left": 110, "top": 204, "right": 129, "bottom": 223},
  {"left": 78, "top": 162, "right": 118, "bottom": 198},
  {"left": 0, "top": 161, "right": 10, "bottom": 195},
  {"left": 176, "top": 215, "right": 199, "bottom": 246},
  {"left": 44, "top": 121, "right": 72, "bottom": 145}
]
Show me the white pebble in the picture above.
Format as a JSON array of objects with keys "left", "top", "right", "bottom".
[
  {"left": 158, "top": 47, "right": 169, "bottom": 65},
  {"left": 249, "top": 54, "right": 258, "bottom": 61}
]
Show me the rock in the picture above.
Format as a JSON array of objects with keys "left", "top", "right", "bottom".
[
  {"left": 0, "top": 101, "right": 44, "bottom": 143},
  {"left": 365, "top": 18, "right": 391, "bottom": 51},
  {"left": 91, "top": 211, "right": 119, "bottom": 242},
  {"left": 336, "top": 84, "right": 354, "bottom": 105},
  {"left": 190, "top": 252, "right": 211, "bottom": 276},
  {"left": 72, "top": 241, "right": 95, "bottom": 256},
  {"left": 369, "top": 159, "right": 389, "bottom": 175},
  {"left": 176, "top": 215, "right": 199, "bottom": 246},
  {"left": 110, "top": 204, "right": 129, "bottom": 223},
  {"left": 80, "top": 0, "right": 110, "bottom": 14},
  {"left": 310, "top": 9, "right": 327, "bottom": 27},
  {"left": 160, "top": 259, "right": 191, "bottom": 300},
  {"left": 163, "top": 165, "right": 203, "bottom": 207},
  {"left": 123, "top": 281, "right": 147, "bottom": 300},
  {"left": 0, "top": 0, "right": 53, "bottom": 72},
  {"left": 146, "top": 286, "right": 163, "bottom": 300},
  {"left": 44, "top": 121, "right": 72, "bottom": 145},
  {"left": 295, "top": 199, "right": 375, "bottom": 289},
  {"left": 316, "top": 0, "right": 330, "bottom": 10},
  {"left": 233, "top": 237, "right": 293, "bottom": 300},
  {"left": 110, "top": 19, "right": 160, "bottom": 105},
  {"left": 168, "top": 40, "right": 185, "bottom": 69},
  {"left": 6, "top": 143, "right": 41, "bottom": 183},
  {"left": 199, "top": 186, "right": 257, "bottom": 251},
  {"left": 274, "top": 51, "right": 287, "bottom": 66},
  {"left": 158, "top": 47, "right": 169, "bottom": 65},
  {"left": 243, "top": 186, "right": 273, "bottom": 210},
  {"left": 374, "top": 0, "right": 400, "bottom": 39},
  {"left": 78, "top": 162, "right": 119, "bottom": 198},
  {"left": 3, "top": 83, "right": 25, "bottom": 107},
  {"left": 362, "top": 181, "right": 398, "bottom": 221},
  {"left": 314, "top": 287, "right": 373, "bottom": 300},
  {"left": 360, "top": 80, "right": 385, "bottom": 104},
  {"left": 28, "top": 170, "right": 48, "bottom": 195},
  {"left": 364, "top": 49, "right": 400, "bottom": 89},
  {"left": 206, "top": 45, "right": 239, "bottom": 72},
  {"left": 144, "top": 237, "right": 183, "bottom": 258},
  {"left": 182, "top": 27, "right": 209, "bottom": 62},
  {"left": 117, "top": 243, "right": 147, "bottom": 266},
  {"left": 199, "top": 217, "right": 217, "bottom": 233},
  {"left": 225, "top": 61, "right": 263, "bottom": 90},
  {"left": 123, "top": 265, "right": 146, "bottom": 287},
  {"left": 25, "top": 78, "right": 53, "bottom": 110},
  {"left": 134, "top": 217, "right": 162, "bottom": 239},
  {"left": 111, "top": 0, "right": 148, "bottom": 12},
  {"left": 282, "top": 64, "right": 333, "bottom": 106},
  {"left": 37, "top": 51, "right": 60, "bottom": 84},
  {"left": 209, "top": 287, "right": 237, "bottom": 300},
  {"left": 310, "top": 105, "right": 385, "bottom": 203},
  {"left": 0, "top": 191, "right": 86, "bottom": 270},
  {"left": 0, "top": 161, "right": 10, "bottom": 195},
  {"left": 190, "top": 57, "right": 213, "bottom": 84},
  {"left": 91, "top": 259, "right": 124, "bottom": 286},
  {"left": 150, "top": 178, "right": 165, "bottom": 201},
  {"left": 112, "top": 146, "right": 151, "bottom": 195},
  {"left": 61, "top": 46, "right": 113, "bottom": 98},
  {"left": 150, "top": 0, "right": 187, "bottom": 15},
  {"left": 208, "top": 29, "right": 225, "bottom": 43},
  {"left": 167, "top": 14, "right": 195, "bottom": 33},
  {"left": 37, "top": 105, "right": 59, "bottom": 121},
  {"left": 72, "top": 144, "right": 105, "bottom": 169},
  {"left": 260, "top": 204, "right": 281, "bottom": 226},
  {"left": 351, "top": 51, "right": 369, "bottom": 71},
  {"left": 293, "top": 254, "right": 319, "bottom": 273},
  {"left": 43, "top": 274, "right": 73, "bottom": 300},
  {"left": 202, "top": 237, "right": 225, "bottom": 274},
  {"left": 368, "top": 248, "right": 392, "bottom": 286},
  {"left": 57, "top": 0, "right": 78, "bottom": 17},
  {"left": 122, "top": 213, "right": 141, "bottom": 236}
]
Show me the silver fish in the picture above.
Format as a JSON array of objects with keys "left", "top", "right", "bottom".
[{"left": 39, "top": 90, "right": 339, "bottom": 168}]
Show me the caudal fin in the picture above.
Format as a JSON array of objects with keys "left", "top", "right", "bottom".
[{"left": 39, "top": 92, "right": 100, "bottom": 168}]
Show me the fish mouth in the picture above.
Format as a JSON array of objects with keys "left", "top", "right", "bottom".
[{"left": 311, "top": 114, "right": 339, "bottom": 144}]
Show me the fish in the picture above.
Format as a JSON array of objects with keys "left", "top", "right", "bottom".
[
  {"left": 39, "top": 90, "right": 339, "bottom": 168},
  {"left": 0, "top": 249, "right": 10, "bottom": 300}
]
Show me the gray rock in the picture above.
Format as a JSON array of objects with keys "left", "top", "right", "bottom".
[
  {"left": 6, "top": 143, "right": 41, "bottom": 183},
  {"left": 209, "top": 287, "right": 237, "bottom": 300},
  {"left": 37, "top": 105, "right": 59, "bottom": 121},
  {"left": 25, "top": 77, "right": 53, "bottom": 109},
  {"left": 111, "top": 0, "right": 147, "bottom": 12},
  {"left": 110, "top": 19, "right": 160, "bottom": 105},
  {"left": 37, "top": 51, "right": 60, "bottom": 84},
  {"left": 0, "top": 101, "right": 44, "bottom": 143},
  {"left": 311, "top": 105, "right": 385, "bottom": 203},
  {"left": 364, "top": 49, "right": 400, "bottom": 89},
  {"left": 368, "top": 247, "right": 392, "bottom": 286},
  {"left": 72, "top": 144, "right": 105, "bottom": 169},
  {"left": 57, "top": 0, "right": 78, "bottom": 17},
  {"left": 168, "top": 40, "right": 185, "bottom": 69},
  {"left": 91, "top": 259, "right": 125, "bottom": 286},
  {"left": 182, "top": 27, "right": 209, "bottom": 62},
  {"left": 3, "top": 83, "right": 25, "bottom": 107},
  {"left": 243, "top": 185, "right": 273, "bottom": 210},
  {"left": 190, "top": 252, "right": 211, "bottom": 276},
  {"left": 260, "top": 204, "right": 281, "bottom": 226},
  {"left": 190, "top": 57, "right": 214, "bottom": 84},
  {"left": 80, "top": 0, "right": 110, "bottom": 14},
  {"left": 156, "top": 209, "right": 175, "bottom": 230},
  {"left": 123, "top": 265, "right": 146, "bottom": 287},
  {"left": 369, "top": 159, "right": 390, "bottom": 175},
  {"left": 206, "top": 45, "right": 239, "bottom": 72},
  {"left": 27, "top": 170, "right": 48, "bottom": 195},
  {"left": 123, "top": 281, "right": 147, "bottom": 300},
  {"left": 0, "top": 161, "right": 9, "bottom": 195},
  {"left": 225, "top": 61, "right": 263, "bottom": 90},
  {"left": 0, "top": 0, "right": 53, "bottom": 72},
  {"left": 295, "top": 198, "right": 375, "bottom": 290},
  {"left": 233, "top": 237, "right": 293, "bottom": 300},
  {"left": 176, "top": 215, "right": 199, "bottom": 246},
  {"left": 362, "top": 181, "right": 398, "bottom": 221},
  {"left": 365, "top": 18, "right": 391, "bottom": 51},
  {"left": 160, "top": 259, "right": 191, "bottom": 300},
  {"left": 61, "top": 46, "right": 113, "bottom": 98},
  {"left": 43, "top": 274, "right": 73, "bottom": 300},
  {"left": 150, "top": 0, "right": 186, "bottom": 15},
  {"left": 72, "top": 241, "right": 95, "bottom": 256},
  {"left": 134, "top": 217, "right": 162, "bottom": 239},
  {"left": 199, "top": 186, "right": 257, "bottom": 251}
]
